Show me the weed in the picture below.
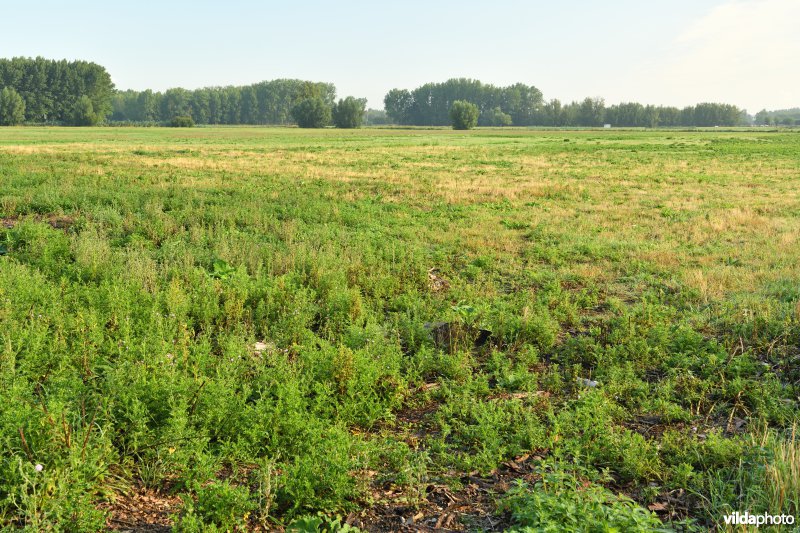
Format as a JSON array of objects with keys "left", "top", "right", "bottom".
[{"left": 0, "top": 128, "right": 798, "bottom": 530}]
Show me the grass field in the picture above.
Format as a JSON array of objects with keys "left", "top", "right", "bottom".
[{"left": 1, "top": 127, "right": 799, "bottom": 531}]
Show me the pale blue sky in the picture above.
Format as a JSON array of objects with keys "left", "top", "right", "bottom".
[{"left": 2, "top": 0, "right": 797, "bottom": 112}]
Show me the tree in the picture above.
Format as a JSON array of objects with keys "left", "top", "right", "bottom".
[
  {"left": 658, "top": 106, "right": 681, "bottom": 127},
  {"left": 189, "top": 89, "right": 210, "bottom": 124},
  {"left": 294, "top": 81, "right": 336, "bottom": 106},
  {"left": 606, "top": 102, "right": 644, "bottom": 126},
  {"left": 332, "top": 96, "right": 367, "bottom": 128},
  {"left": 692, "top": 102, "right": 742, "bottom": 126},
  {"left": 0, "top": 87, "right": 26, "bottom": 125},
  {"left": 542, "top": 99, "right": 564, "bottom": 126},
  {"left": 501, "top": 82, "right": 543, "bottom": 126},
  {"left": 577, "top": 97, "right": 605, "bottom": 127},
  {"left": 137, "top": 90, "right": 160, "bottom": 122},
  {"left": 291, "top": 97, "right": 331, "bottom": 128},
  {"left": 240, "top": 86, "right": 257, "bottom": 124},
  {"left": 364, "top": 108, "right": 391, "bottom": 125},
  {"left": 0, "top": 57, "right": 113, "bottom": 123},
  {"left": 450, "top": 100, "right": 479, "bottom": 130},
  {"left": 480, "top": 106, "right": 512, "bottom": 126},
  {"left": 643, "top": 105, "right": 660, "bottom": 128},
  {"left": 384, "top": 89, "right": 413, "bottom": 125},
  {"left": 71, "top": 95, "right": 98, "bottom": 126},
  {"left": 160, "top": 88, "right": 191, "bottom": 121}
]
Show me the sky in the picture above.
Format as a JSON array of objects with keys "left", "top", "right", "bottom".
[{"left": 1, "top": 0, "right": 798, "bottom": 112}]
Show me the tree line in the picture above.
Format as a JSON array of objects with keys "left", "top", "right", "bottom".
[
  {"left": 384, "top": 79, "right": 748, "bottom": 128},
  {"left": 111, "top": 80, "right": 337, "bottom": 125},
  {"left": 0, "top": 57, "right": 790, "bottom": 128},
  {"left": 0, "top": 57, "right": 114, "bottom": 125},
  {"left": 112, "top": 81, "right": 369, "bottom": 128},
  {"left": 754, "top": 108, "right": 800, "bottom": 126},
  {"left": 0, "top": 57, "right": 368, "bottom": 128},
  {"left": 384, "top": 79, "right": 543, "bottom": 126}
]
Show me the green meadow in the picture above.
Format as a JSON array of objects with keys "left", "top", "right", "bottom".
[{"left": 1, "top": 127, "right": 799, "bottom": 531}]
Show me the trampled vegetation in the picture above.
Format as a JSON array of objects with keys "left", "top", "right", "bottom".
[{"left": 1, "top": 128, "right": 799, "bottom": 531}]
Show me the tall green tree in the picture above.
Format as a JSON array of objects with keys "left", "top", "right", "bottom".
[
  {"left": 240, "top": 86, "right": 257, "bottom": 124},
  {"left": 577, "top": 97, "right": 605, "bottom": 127},
  {"left": 291, "top": 97, "right": 331, "bottom": 128},
  {"left": 70, "top": 95, "right": 98, "bottom": 126},
  {"left": 160, "top": 88, "right": 191, "bottom": 121},
  {"left": 137, "top": 90, "right": 160, "bottom": 122},
  {"left": 479, "top": 106, "right": 512, "bottom": 126},
  {"left": 332, "top": 96, "right": 367, "bottom": 128},
  {"left": 189, "top": 89, "right": 210, "bottom": 124},
  {"left": 0, "top": 57, "right": 113, "bottom": 123},
  {"left": 643, "top": 105, "right": 660, "bottom": 128},
  {"left": 383, "top": 89, "right": 413, "bottom": 125},
  {"left": 449, "top": 100, "right": 479, "bottom": 130},
  {"left": 0, "top": 87, "right": 26, "bottom": 125},
  {"left": 542, "top": 99, "right": 564, "bottom": 126},
  {"left": 754, "top": 109, "right": 769, "bottom": 125},
  {"left": 501, "top": 82, "right": 543, "bottom": 126},
  {"left": 658, "top": 106, "right": 681, "bottom": 127}
]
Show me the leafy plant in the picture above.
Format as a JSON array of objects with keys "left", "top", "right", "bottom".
[
  {"left": 208, "top": 258, "right": 236, "bottom": 280},
  {"left": 500, "top": 464, "right": 665, "bottom": 532},
  {"left": 1, "top": 127, "right": 798, "bottom": 532},
  {"left": 174, "top": 481, "right": 255, "bottom": 531},
  {"left": 287, "top": 513, "right": 362, "bottom": 532},
  {"left": 451, "top": 301, "right": 479, "bottom": 325}
]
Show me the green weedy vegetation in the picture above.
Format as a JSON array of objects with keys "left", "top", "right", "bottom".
[
  {"left": 499, "top": 463, "right": 666, "bottom": 532},
  {"left": 0, "top": 127, "right": 798, "bottom": 531}
]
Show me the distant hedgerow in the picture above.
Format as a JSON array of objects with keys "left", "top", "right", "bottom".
[{"left": 170, "top": 115, "right": 195, "bottom": 127}]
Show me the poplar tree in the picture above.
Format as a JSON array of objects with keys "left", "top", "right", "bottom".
[{"left": 0, "top": 87, "right": 25, "bottom": 125}]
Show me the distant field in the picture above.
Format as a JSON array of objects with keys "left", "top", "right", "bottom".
[{"left": 1, "top": 127, "right": 798, "bottom": 531}]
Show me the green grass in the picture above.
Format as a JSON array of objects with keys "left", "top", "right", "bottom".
[{"left": 1, "top": 126, "right": 798, "bottom": 531}]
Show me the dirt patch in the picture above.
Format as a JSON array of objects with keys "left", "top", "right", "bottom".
[
  {"left": 0, "top": 214, "right": 77, "bottom": 230},
  {"left": 100, "top": 486, "right": 181, "bottom": 532},
  {"left": 349, "top": 453, "right": 546, "bottom": 531},
  {"left": 46, "top": 214, "right": 76, "bottom": 229},
  {"left": 427, "top": 268, "right": 450, "bottom": 293}
]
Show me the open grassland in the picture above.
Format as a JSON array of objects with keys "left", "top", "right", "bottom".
[{"left": 1, "top": 127, "right": 799, "bottom": 531}]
